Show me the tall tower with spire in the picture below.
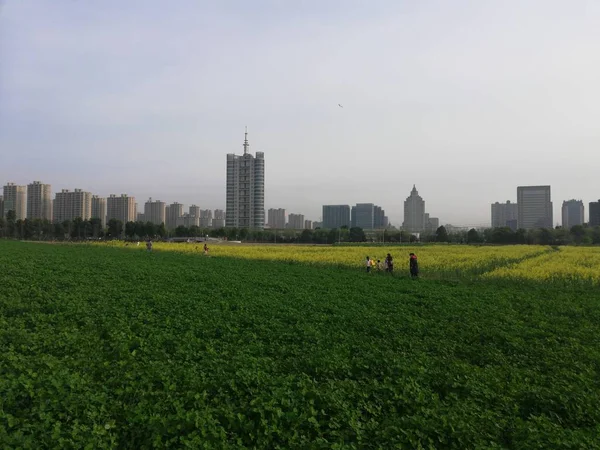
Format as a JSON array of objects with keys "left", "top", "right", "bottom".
[
  {"left": 403, "top": 185, "right": 425, "bottom": 233},
  {"left": 226, "top": 128, "right": 265, "bottom": 229}
]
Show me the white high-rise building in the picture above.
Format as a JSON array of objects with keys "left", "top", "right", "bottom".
[
  {"left": 144, "top": 198, "right": 166, "bottom": 225},
  {"left": 517, "top": 186, "right": 553, "bottom": 229},
  {"left": 91, "top": 196, "right": 107, "bottom": 228},
  {"left": 3, "top": 183, "right": 27, "bottom": 220},
  {"left": 288, "top": 213, "right": 304, "bottom": 229},
  {"left": 268, "top": 208, "right": 286, "bottom": 229},
  {"left": 403, "top": 185, "right": 425, "bottom": 233},
  {"left": 189, "top": 205, "right": 201, "bottom": 219},
  {"left": 213, "top": 209, "right": 225, "bottom": 228},
  {"left": 165, "top": 202, "right": 183, "bottom": 229},
  {"left": 226, "top": 129, "right": 265, "bottom": 229},
  {"left": 53, "top": 189, "right": 92, "bottom": 223},
  {"left": 106, "top": 194, "right": 136, "bottom": 224},
  {"left": 199, "top": 209, "right": 213, "bottom": 228},
  {"left": 27, "top": 181, "right": 52, "bottom": 220}
]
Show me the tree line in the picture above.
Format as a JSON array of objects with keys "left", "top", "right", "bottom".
[
  {"left": 429, "top": 225, "right": 600, "bottom": 245},
  {"left": 1, "top": 210, "right": 599, "bottom": 245}
]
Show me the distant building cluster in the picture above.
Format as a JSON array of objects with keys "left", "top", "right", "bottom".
[
  {"left": 491, "top": 186, "right": 594, "bottom": 230},
  {"left": 1, "top": 182, "right": 226, "bottom": 231},
  {"left": 3, "top": 131, "right": 598, "bottom": 234}
]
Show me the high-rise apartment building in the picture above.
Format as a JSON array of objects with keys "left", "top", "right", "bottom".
[
  {"left": 52, "top": 190, "right": 69, "bottom": 224},
  {"left": 0, "top": 196, "right": 3, "bottom": 218},
  {"left": 53, "top": 189, "right": 92, "bottom": 223},
  {"left": 144, "top": 198, "right": 166, "bottom": 225},
  {"left": 322, "top": 205, "right": 350, "bottom": 229},
  {"left": 491, "top": 201, "right": 518, "bottom": 228},
  {"left": 200, "top": 209, "right": 213, "bottom": 228},
  {"left": 226, "top": 129, "right": 265, "bottom": 229},
  {"left": 589, "top": 200, "right": 600, "bottom": 227},
  {"left": 268, "top": 208, "right": 286, "bottom": 229},
  {"left": 304, "top": 220, "right": 313, "bottom": 230},
  {"left": 403, "top": 185, "right": 425, "bottom": 233},
  {"left": 91, "top": 196, "right": 107, "bottom": 228},
  {"left": 3, "top": 183, "right": 27, "bottom": 220},
  {"left": 27, "top": 181, "right": 52, "bottom": 220},
  {"left": 288, "top": 213, "right": 304, "bottom": 229},
  {"left": 213, "top": 209, "right": 225, "bottom": 228},
  {"left": 189, "top": 205, "right": 201, "bottom": 219},
  {"left": 106, "top": 194, "right": 136, "bottom": 224},
  {"left": 517, "top": 186, "right": 553, "bottom": 229},
  {"left": 561, "top": 200, "right": 584, "bottom": 229},
  {"left": 165, "top": 202, "right": 183, "bottom": 229}
]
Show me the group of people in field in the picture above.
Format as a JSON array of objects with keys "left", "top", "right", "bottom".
[
  {"left": 141, "top": 240, "right": 419, "bottom": 277},
  {"left": 365, "top": 252, "right": 419, "bottom": 278}
]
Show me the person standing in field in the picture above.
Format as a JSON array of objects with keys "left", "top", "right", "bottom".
[
  {"left": 385, "top": 253, "right": 394, "bottom": 273},
  {"left": 409, "top": 253, "right": 419, "bottom": 278},
  {"left": 204, "top": 243, "right": 209, "bottom": 255},
  {"left": 365, "top": 256, "right": 372, "bottom": 273},
  {"left": 146, "top": 239, "right": 153, "bottom": 252}
]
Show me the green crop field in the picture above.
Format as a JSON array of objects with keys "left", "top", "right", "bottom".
[{"left": 1, "top": 241, "right": 599, "bottom": 448}]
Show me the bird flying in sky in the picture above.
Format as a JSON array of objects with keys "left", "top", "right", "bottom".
[{"left": 338, "top": 104, "right": 343, "bottom": 108}]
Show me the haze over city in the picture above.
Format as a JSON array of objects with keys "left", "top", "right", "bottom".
[{"left": 1, "top": 0, "right": 599, "bottom": 226}]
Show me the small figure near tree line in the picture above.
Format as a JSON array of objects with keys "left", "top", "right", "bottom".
[
  {"left": 146, "top": 239, "right": 153, "bottom": 252},
  {"left": 204, "top": 243, "right": 209, "bottom": 255},
  {"left": 409, "top": 253, "right": 419, "bottom": 278}
]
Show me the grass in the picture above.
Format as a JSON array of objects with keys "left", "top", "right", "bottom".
[{"left": 1, "top": 241, "right": 599, "bottom": 448}]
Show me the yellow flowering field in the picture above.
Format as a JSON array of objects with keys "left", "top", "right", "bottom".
[
  {"left": 102, "top": 241, "right": 600, "bottom": 283},
  {"left": 482, "top": 246, "right": 600, "bottom": 285},
  {"left": 110, "top": 241, "right": 548, "bottom": 274}
]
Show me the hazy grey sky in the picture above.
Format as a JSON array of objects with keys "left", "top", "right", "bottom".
[{"left": 1, "top": 0, "right": 599, "bottom": 226}]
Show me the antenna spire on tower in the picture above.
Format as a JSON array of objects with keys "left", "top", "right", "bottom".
[{"left": 243, "top": 126, "right": 249, "bottom": 155}]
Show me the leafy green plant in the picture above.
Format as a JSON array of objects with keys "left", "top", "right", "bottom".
[{"left": 1, "top": 241, "right": 599, "bottom": 448}]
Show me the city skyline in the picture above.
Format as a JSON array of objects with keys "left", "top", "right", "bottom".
[
  {"left": 1, "top": 1, "right": 599, "bottom": 226},
  {"left": 2, "top": 177, "right": 599, "bottom": 230}
]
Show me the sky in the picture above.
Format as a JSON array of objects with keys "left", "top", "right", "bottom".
[{"left": 1, "top": 0, "right": 599, "bottom": 227}]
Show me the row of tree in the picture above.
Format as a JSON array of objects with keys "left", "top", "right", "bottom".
[
  {"left": 0, "top": 214, "right": 369, "bottom": 243},
  {"left": 428, "top": 225, "right": 600, "bottom": 245},
  {"left": 1, "top": 212, "right": 600, "bottom": 245}
]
